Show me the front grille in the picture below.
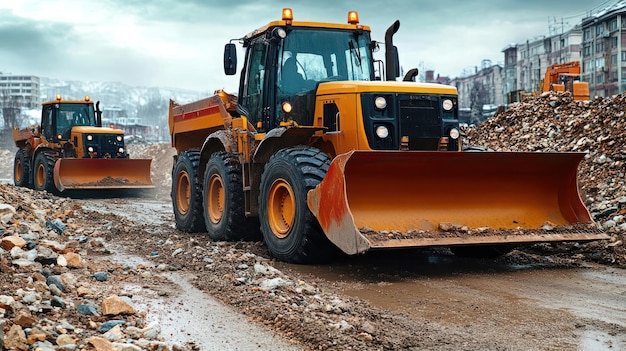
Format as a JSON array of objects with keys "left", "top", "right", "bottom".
[
  {"left": 399, "top": 95, "right": 442, "bottom": 138},
  {"left": 83, "top": 134, "right": 125, "bottom": 158}
]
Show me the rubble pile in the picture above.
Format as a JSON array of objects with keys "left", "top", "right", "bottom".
[
  {"left": 127, "top": 143, "right": 176, "bottom": 200},
  {"left": 467, "top": 91, "right": 626, "bottom": 264},
  {"left": 0, "top": 184, "right": 180, "bottom": 350}
]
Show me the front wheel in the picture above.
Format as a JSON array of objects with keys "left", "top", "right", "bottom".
[
  {"left": 258, "top": 146, "right": 337, "bottom": 263},
  {"left": 203, "top": 152, "right": 260, "bottom": 241},
  {"left": 14, "top": 149, "right": 32, "bottom": 188},
  {"left": 33, "top": 152, "right": 58, "bottom": 193},
  {"left": 171, "top": 150, "right": 205, "bottom": 232}
]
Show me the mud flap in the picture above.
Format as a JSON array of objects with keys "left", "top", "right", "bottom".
[
  {"left": 54, "top": 158, "right": 154, "bottom": 191},
  {"left": 308, "top": 151, "right": 608, "bottom": 255}
]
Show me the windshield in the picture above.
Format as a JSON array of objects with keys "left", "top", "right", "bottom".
[
  {"left": 278, "top": 28, "right": 374, "bottom": 94},
  {"left": 57, "top": 103, "right": 96, "bottom": 129}
]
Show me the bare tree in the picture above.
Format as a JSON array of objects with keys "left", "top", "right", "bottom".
[
  {"left": 0, "top": 89, "right": 23, "bottom": 148},
  {"left": 469, "top": 80, "right": 488, "bottom": 125}
]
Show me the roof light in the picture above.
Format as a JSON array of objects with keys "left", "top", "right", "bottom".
[
  {"left": 282, "top": 8, "right": 293, "bottom": 23},
  {"left": 84, "top": 95, "right": 90, "bottom": 102},
  {"left": 348, "top": 11, "right": 359, "bottom": 24},
  {"left": 56, "top": 94, "right": 62, "bottom": 101}
]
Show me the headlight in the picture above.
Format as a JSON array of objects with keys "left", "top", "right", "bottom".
[
  {"left": 281, "top": 101, "right": 292, "bottom": 113},
  {"left": 118, "top": 147, "right": 124, "bottom": 153},
  {"left": 375, "top": 125, "right": 389, "bottom": 138},
  {"left": 116, "top": 135, "right": 123, "bottom": 142},
  {"left": 442, "top": 99, "right": 453, "bottom": 111},
  {"left": 374, "top": 96, "right": 387, "bottom": 110},
  {"left": 87, "top": 146, "right": 94, "bottom": 153},
  {"left": 449, "top": 128, "right": 460, "bottom": 140},
  {"left": 86, "top": 134, "right": 93, "bottom": 141}
]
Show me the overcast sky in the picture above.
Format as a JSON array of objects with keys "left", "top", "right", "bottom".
[{"left": 0, "top": 1, "right": 614, "bottom": 93}]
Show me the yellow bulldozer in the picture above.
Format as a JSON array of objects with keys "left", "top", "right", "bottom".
[
  {"left": 13, "top": 95, "right": 153, "bottom": 193},
  {"left": 168, "top": 8, "right": 607, "bottom": 263}
]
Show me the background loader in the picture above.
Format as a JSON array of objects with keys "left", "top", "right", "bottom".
[
  {"left": 13, "top": 95, "right": 153, "bottom": 194},
  {"left": 168, "top": 8, "right": 607, "bottom": 263}
]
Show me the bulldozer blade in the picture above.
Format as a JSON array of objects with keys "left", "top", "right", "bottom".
[
  {"left": 54, "top": 158, "right": 154, "bottom": 191},
  {"left": 307, "top": 151, "right": 608, "bottom": 255}
]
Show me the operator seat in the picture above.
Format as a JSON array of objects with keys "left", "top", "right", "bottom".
[{"left": 281, "top": 57, "right": 305, "bottom": 93}]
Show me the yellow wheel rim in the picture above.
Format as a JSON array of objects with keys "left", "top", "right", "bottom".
[
  {"left": 14, "top": 158, "right": 22, "bottom": 183},
  {"left": 207, "top": 174, "right": 224, "bottom": 224},
  {"left": 36, "top": 162, "right": 46, "bottom": 188},
  {"left": 176, "top": 171, "right": 191, "bottom": 215},
  {"left": 267, "top": 178, "right": 296, "bottom": 239}
]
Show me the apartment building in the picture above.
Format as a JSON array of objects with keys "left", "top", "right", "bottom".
[
  {"left": 450, "top": 61, "right": 504, "bottom": 124},
  {"left": 0, "top": 74, "right": 41, "bottom": 109},
  {"left": 507, "top": 26, "right": 583, "bottom": 96},
  {"left": 581, "top": 2, "right": 626, "bottom": 97}
]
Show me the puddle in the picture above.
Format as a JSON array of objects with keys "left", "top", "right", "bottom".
[
  {"left": 111, "top": 248, "right": 303, "bottom": 350},
  {"left": 578, "top": 330, "right": 626, "bottom": 350}
]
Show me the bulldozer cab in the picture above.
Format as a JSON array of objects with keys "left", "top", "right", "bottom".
[
  {"left": 44, "top": 101, "right": 96, "bottom": 140},
  {"left": 228, "top": 19, "right": 375, "bottom": 132}
]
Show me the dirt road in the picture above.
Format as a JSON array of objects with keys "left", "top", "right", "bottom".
[{"left": 75, "top": 194, "right": 626, "bottom": 351}]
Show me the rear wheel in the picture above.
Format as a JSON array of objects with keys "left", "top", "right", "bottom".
[
  {"left": 259, "top": 146, "right": 336, "bottom": 263},
  {"left": 14, "top": 149, "right": 31, "bottom": 188},
  {"left": 33, "top": 152, "right": 58, "bottom": 193},
  {"left": 171, "top": 150, "right": 205, "bottom": 232},
  {"left": 203, "top": 152, "right": 260, "bottom": 241}
]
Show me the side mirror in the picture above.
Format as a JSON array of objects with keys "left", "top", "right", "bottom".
[{"left": 224, "top": 43, "right": 237, "bottom": 75}]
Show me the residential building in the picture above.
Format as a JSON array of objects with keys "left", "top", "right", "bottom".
[
  {"left": 450, "top": 61, "right": 504, "bottom": 125},
  {"left": 0, "top": 74, "right": 41, "bottom": 109},
  {"left": 581, "top": 1, "right": 626, "bottom": 97}
]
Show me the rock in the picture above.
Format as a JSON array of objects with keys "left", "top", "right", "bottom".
[
  {"left": 99, "top": 320, "right": 126, "bottom": 333},
  {"left": 13, "top": 310, "right": 37, "bottom": 327},
  {"left": 56, "top": 334, "right": 76, "bottom": 346},
  {"left": 5, "top": 324, "right": 27, "bottom": 350},
  {"left": 260, "top": 277, "right": 292, "bottom": 291},
  {"left": 88, "top": 336, "right": 117, "bottom": 351},
  {"left": 102, "top": 324, "right": 124, "bottom": 342},
  {"left": 77, "top": 303, "right": 100, "bottom": 316},
  {"left": 51, "top": 296, "right": 66, "bottom": 308},
  {"left": 1, "top": 235, "right": 27, "bottom": 250},
  {"left": 46, "top": 275, "right": 66, "bottom": 292},
  {"left": 101, "top": 295, "right": 136, "bottom": 316},
  {"left": 92, "top": 271, "right": 108, "bottom": 281},
  {"left": 0, "top": 203, "right": 16, "bottom": 224},
  {"left": 63, "top": 252, "right": 83, "bottom": 268}
]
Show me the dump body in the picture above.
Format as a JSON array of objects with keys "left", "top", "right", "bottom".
[
  {"left": 13, "top": 97, "right": 154, "bottom": 193},
  {"left": 308, "top": 151, "right": 607, "bottom": 255}
]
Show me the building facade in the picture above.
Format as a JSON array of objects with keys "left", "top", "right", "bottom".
[
  {"left": 0, "top": 74, "right": 41, "bottom": 109},
  {"left": 450, "top": 62, "right": 504, "bottom": 125},
  {"left": 581, "top": 2, "right": 626, "bottom": 97}
]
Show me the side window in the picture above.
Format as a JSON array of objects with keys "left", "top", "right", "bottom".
[
  {"left": 242, "top": 43, "right": 267, "bottom": 125},
  {"left": 42, "top": 106, "right": 53, "bottom": 140}
]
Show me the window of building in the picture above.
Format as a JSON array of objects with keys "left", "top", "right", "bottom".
[
  {"left": 596, "top": 58, "right": 605, "bottom": 70},
  {"left": 597, "top": 74, "right": 604, "bottom": 83},
  {"left": 611, "top": 19, "right": 618, "bottom": 31},
  {"left": 596, "top": 25, "right": 605, "bottom": 36},
  {"left": 583, "top": 45, "right": 591, "bottom": 56},
  {"left": 612, "top": 54, "right": 618, "bottom": 65},
  {"left": 612, "top": 36, "right": 618, "bottom": 48},
  {"left": 622, "top": 51, "right": 626, "bottom": 61},
  {"left": 584, "top": 29, "right": 591, "bottom": 41}
]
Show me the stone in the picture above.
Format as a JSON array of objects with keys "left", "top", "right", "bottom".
[
  {"left": 56, "top": 334, "right": 76, "bottom": 346},
  {"left": 4, "top": 324, "right": 27, "bottom": 350},
  {"left": 88, "top": 336, "right": 117, "bottom": 351},
  {"left": 1, "top": 235, "right": 27, "bottom": 250},
  {"left": 13, "top": 310, "right": 37, "bottom": 327},
  {"left": 101, "top": 295, "right": 136, "bottom": 316},
  {"left": 46, "top": 275, "right": 66, "bottom": 292},
  {"left": 63, "top": 252, "right": 82, "bottom": 268}
]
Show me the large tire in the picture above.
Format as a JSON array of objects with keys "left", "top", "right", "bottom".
[
  {"left": 33, "top": 152, "right": 58, "bottom": 194},
  {"left": 258, "top": 146, "right": 337, "bottom": 263},
  {"left": 14, "top": 149, "right": 32, "bottom": 188},
  {"left": 203, "top": 152, "right": 260, "bottom": 241},
  {"left": 171, "top": 150, "right": 205, "bottom": 232}
]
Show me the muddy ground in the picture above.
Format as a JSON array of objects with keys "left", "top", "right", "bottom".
[{"left": 1, "top": 92, "right": 626, "bottom": 350}]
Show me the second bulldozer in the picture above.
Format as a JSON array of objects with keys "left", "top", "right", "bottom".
[{"left": 168, "top": 8, "right": 607, "bottom": 263}]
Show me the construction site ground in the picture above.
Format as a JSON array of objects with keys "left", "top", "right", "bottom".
[{"left": 1, "top": 91, "right": 626, "bottom": 350}]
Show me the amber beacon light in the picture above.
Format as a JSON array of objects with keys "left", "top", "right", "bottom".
[
  {"left": 282, "top": 8, "right": 293, "bottom": 23},
  {"left": 348, "top": 11, "right": 359, "bottom": 24}
]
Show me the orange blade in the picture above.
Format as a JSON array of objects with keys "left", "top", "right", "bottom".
[
  {"left": 54, "top": 158, "right": 154, "bottom": 191},
  {"left": 308, "top": 151, "right": 605, "bottom": 255}
]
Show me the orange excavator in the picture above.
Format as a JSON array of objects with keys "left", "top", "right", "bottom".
[
  {"left": 541, "top": 61, "right": 589, "bottom": 100},
  {"left": 13, "top": 95, "right": 153, "bottom": 193}
]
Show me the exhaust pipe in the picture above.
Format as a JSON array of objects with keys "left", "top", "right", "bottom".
[{"left": 385, "top": 20, "right": 400, "bottom": 81}]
